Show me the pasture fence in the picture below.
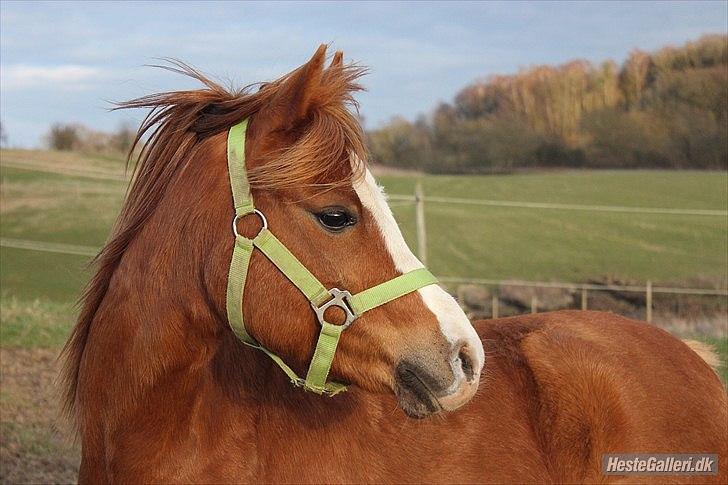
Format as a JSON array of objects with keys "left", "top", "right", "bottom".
[
  {"left": 390, "top": 183, "right": 728, "bottom": 322},
  {"left": 2, "top": 233, "right": 726, "bottom": 323},
  {"left": 2, "top": 160, "right": 726, "bottom": 323}
]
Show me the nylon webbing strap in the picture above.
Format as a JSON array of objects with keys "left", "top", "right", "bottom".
[
  {"left": 305, "top": 323, "right": 345, "bottom": 393},
  {"left": 253, "top": 229, "right": 331, "bottom": 307},
  {"left": 224, "top": 118, "right": 350, "bottom": 395},
  {"left": 227, "top": 119, "right": 254, "bottom": 216},
  {"left": 226, "top": 236, "right": 255, "bottom": 345},
  {"left": 224, "top": 118, "right": 440, "bottom": 397},
  {"left": 350, "top": 267, "right": 438, "bottom": 315}
]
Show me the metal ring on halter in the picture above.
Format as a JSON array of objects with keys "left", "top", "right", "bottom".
[
  {"left": 232, "top": 209, "right": 268, "bottom": 238},
  {"left": 311, "top": 288, "right": 358, "bottom": 329}
]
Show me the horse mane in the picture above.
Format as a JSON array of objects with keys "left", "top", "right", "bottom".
[{"left": 60, "top": 58, "right": 368, "bottom": 419}]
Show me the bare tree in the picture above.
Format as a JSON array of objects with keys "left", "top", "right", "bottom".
[
  {"left": 0, "top": 122, "right": 7, "bottom": 147},
  {"left": 46, "top": 123, "right": 80, "bottom": 151}
]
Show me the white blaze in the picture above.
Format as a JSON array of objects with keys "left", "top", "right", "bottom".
[{"left": 353, "top": 168, "right": 485, "bottom": 376}]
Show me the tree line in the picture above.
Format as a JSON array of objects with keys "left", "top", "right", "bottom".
[
  {"left": 368, "top": 34, "right": 727, "bottom": 173},
  {"left": 44, "top": 122, "right": 136, "bottom": 156}
]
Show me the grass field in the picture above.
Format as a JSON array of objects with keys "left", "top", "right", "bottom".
[
  {"left": 1, "top": 148, "right": 726, "bottom": 342},
  {"left": 387, "top": 171, "right": 728, "bottom": 283},
  {"left": 2, "top": 149, "right": 727, "bottom": 305},
  {"left": 1, "top": 149, "right": 727, "bottom": 481}
]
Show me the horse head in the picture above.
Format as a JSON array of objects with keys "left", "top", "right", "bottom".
[{"left": 76, "top": 45, "right": 484, "bottom": 419}]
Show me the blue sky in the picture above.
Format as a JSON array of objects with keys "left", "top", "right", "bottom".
[{"left": 1, "top": 1, "right": 726, "bottom": 147}]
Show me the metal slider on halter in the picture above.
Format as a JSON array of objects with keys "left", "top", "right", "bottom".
[{"left": 224, "top": 118, "right": 438, "bottom": 396}]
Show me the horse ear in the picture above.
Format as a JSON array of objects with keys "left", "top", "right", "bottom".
[
  {"left": 321, "top": 51, "right": 344, "bottom": 85},
  {"left": 330, "top": 51, "right": 344, "bottom": 69},
  {"left": 269, "top": 44, "right": 327, "bottom": 130},
  {"left": 320, "top": 51, "right": 343, "bottom": 86}
]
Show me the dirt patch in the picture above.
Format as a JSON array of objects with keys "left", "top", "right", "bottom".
[
  {"left": 499, "top": 285, "right": 576, "bottom": 312},
  {"left": 1, "top": 149, "right": 127, "bottom": 177},
  {"left": 0, "top": 348, "right": 79, "bottom": 484},
  {"left": 653, "top": 312, "right": 727, "bottom": 340},
  {"left": 369, "top": 163, "right": 423, "bottom": 177},
  {"left": 455, "top": 275, "right": 727, "bottom": 332},
  {"left": 585, "top": 290, "right": 642, "bottom": 319}
]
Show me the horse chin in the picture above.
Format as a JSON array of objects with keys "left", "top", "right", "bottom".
[
  {"left": 394, "top": 367, "right": 444, "bottom": 419},
  {"left": 394, "top": 359, "right": 481, "bottom": 419}
]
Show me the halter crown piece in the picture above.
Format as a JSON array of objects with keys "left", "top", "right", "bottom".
[{"left": 225, "top": 119, "right": 438, "bottom": 395}]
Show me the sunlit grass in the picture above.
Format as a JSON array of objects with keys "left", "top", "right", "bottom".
[{"left": 0, "top": 295, "right": 77, "bottom": 348}]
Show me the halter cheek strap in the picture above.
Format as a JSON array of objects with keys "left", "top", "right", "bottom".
[{"left": 225, "top": 119, "right": 438, "bottom": 396}]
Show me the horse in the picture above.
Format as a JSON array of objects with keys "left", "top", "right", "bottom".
[{"left": 62, "top": 45, "right": 727, "bottom": 483}]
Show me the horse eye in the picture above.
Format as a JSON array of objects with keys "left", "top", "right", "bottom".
[{"left": 316, "top": 209, "right": 355, "bottom": 232}]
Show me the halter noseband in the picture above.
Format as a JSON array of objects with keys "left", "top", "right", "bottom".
[{"left": 225, "top": 119, "right": 438, "bottom": 396}]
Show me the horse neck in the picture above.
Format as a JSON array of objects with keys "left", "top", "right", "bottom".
[
  {"left": 92, "top": 235, "right": 250, "bottom": 389},
  {"left": 79, "top": 148, "right": 279, "bottom": 426}
]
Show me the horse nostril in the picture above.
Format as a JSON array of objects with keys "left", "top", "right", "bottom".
[{"left": 457, "top": 345, "right": 475, "bottom": 382}]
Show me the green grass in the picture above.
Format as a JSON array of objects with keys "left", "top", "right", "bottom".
[
  {"left": 1, "top": 150, "right": 726, "bottom": 339},
  {"left": 2, "top": 152, "right": 727, "bottom": 299},
  {"left": 699, "top": 336, "right": 728, "bottom": 384},
  {"left": 0, "top": 165, "right": 125, "bottom": 248},
  {"left": 381, "top": 170, "right": 728, "bottom": 282},
  {"left": 380, "top": 170, "right": 728, "bottom": 209},
  {"left": 0, "top": 248, "right": 91, "bottom": 304},
  {"left": 0, "top": 295, "right": 78, "bottom": 348}
]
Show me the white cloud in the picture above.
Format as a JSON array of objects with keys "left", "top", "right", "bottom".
[{"left": 1, "top": 64, "right": 102, "bottom": 90}]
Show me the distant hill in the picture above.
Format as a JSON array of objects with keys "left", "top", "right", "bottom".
[{"left": 368, "top": 34, "right": 728, "bottom": 173}]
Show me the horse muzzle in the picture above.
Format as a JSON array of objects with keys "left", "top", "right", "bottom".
[{"left": 394, "top": 343, "right": 482, "bottom": 419}]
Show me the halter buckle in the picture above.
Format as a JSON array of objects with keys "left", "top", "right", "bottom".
[{"left": 312, "top": 288, "right": 358, "bottom": 329}]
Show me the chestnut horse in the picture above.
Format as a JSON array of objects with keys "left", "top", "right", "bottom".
[{"left": 63, "top": 46, "right": 727, "bottom": 483}]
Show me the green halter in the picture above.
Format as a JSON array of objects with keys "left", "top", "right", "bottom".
[{"left": 225, "top": 119, "right": 438, "bottom": 396}]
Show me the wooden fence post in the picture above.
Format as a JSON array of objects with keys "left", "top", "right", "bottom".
[
  {"left": 415, "top": 180, "right": 427, "bottom": 265},
  {"left": 646, "top": 280, "right": 653, "bottom": 323},
  {"left": 581, "top": 288, "right": 588, "bottom": 310},
  {"left": 491, "top": 290, "right": 499, "bottom": 319}
]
